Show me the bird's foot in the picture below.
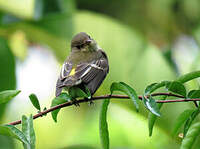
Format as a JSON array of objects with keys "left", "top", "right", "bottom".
[
  {"left": 89, "top": 100, "right": 94, "bottom": 106},
  {"left": 72, "top": 98, "right": 80, "bottom": 107},
  {"left": 84, "top": 98, "right": 94, "bottom": 106}
]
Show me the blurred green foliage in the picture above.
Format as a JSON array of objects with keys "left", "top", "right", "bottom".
[
  {"left": 0, "top": 35, "right": 16, "bottom": 149},
  {"left": 0, "top": 0, "right": 200, "bottom": 149},
  {"left": 76, "top": 0, "right": 200, "bottom": 45}
]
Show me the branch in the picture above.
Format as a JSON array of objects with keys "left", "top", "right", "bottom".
[{"left": 7, "top": 92, "right": 199, "bottom": 126}]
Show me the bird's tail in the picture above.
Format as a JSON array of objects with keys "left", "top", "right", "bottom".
[
  {"left": 55, "top": 87, "right": 62, "bottom": 97},
  {"left": 55, "top": 78, "right": 63, "bottom": 97}
]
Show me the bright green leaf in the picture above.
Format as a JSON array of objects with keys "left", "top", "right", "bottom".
[
  {"left": 177, "top": 71, "right": 200, "bottom": 84},
  {"left": 29, "top": 93, "right": 41, "bottom": 111},
  {"left": 183, "top": 109, "right": 200, "bottom": 137},
  {"left": 143, "top": 96, "right": 161, "bottom": 117},
  {"left": 22, "top": 115, "right": 36, "bottom": 149},
  {"left": 110, "top": 82, "right": 139, "bottom": 111},
  {"left": 99, "top": 99, "right": 110, "bottom": 149},
  {"left": 148, "top": 95, "right": 167, "bottom": 136},
  {"left": 165, "top": 81, "right": 186, "bottom": 97},
  {"left": 180, "top": 122, "right": 200, "bottom": 149},
  {"left": 0, "top": 90, "right": 21, "bottom": 104},
  {"left": 172, "top": 109, "right": 196, "bottom": 136},
  {"left": 0, "top": 125, "right": 29, "bottom": 145},
  {"left": 51, "top": 93, "right": 71, "bottom": 122}
]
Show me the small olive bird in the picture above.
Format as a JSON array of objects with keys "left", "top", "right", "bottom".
[{"left": 55, "top": 32, "right": 109, "bottom": 98}]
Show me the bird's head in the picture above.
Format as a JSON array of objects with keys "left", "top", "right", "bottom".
[{"left": 71, "top": 32, "right": 99, "bottom": 52}]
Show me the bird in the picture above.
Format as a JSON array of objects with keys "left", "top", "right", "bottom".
[{"left": 55, "top": 32, "right": 109, "bottom": 102}]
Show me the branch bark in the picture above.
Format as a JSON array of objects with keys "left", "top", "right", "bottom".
[{"left": 7, "top": 92, "right": 199, "bottom": 126}]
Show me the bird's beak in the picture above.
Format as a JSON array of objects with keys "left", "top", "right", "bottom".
[{"left": 85, "top": 39, "right": 92, "bottom": 45}]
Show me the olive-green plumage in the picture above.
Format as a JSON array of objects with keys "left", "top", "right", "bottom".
[{"left": 55, "top": 32, "right": 109, "bottom": 97}]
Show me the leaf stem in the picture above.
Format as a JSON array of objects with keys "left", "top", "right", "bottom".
[{"left": 6, "top": 92, "right": 199, "bottom": 126}]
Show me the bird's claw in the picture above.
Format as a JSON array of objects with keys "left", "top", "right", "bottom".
[
  {"left": 72, "top": 99, "right": 80, "bottom": 107},
  {"left": 83, "top": 98, "right": 94, "bottom": 106},
  {"left": 89, "top": 100, "right": 94, "bottom": 106}
]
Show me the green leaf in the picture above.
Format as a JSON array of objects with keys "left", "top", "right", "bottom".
[
  {"left": 22, "top": 115, "right": 36, "bottom": 149},
  {"left": 187, "top": 90, "right": 200, "bottom": 107},
  {"left": 183, "top": 109, "right": 200, "bottom": 137},
  {"left": 176, "top": 71, "right": 200, "bottom": 84},
  {"left": 0, "top": 90, "right": 21, "bottom": 104},
  {"left": 165, "top": 81, "right": 186, "bottom": 97},
  {"left": 51, "top": 93, "right": 71, "bottom": 122},
  {"left": 84, "top": 85, "right": 91, "bottom": 99},
  {"left": 29, "top": 93, "right": 41, "bottom": 111},
  {"left": 43, "top": 107, "right": 47, "bottom": 116},
  {"left": 148, "top": 95, "right": 167, "bottom": 136},
  {"left": 110, "top": 82, "right": 139, "bottom": 111},
  {"left": 187, "top": 90, "right": 200, "bottom": 99},
  {"left": 180, "top": 122, "right": 200, "bottom": 149},
  {"left": 144, "top": 81, "right": 170, "bottom": 95},
  {"left": 172, "top": 109, "right": 196, "bottom": 136},
  {"left": 0, "top": 125, "right": 29, "bottom": 145},
  {"left": 99, "top": 99, "right": 110, "bottom": 149},
  {"left": 143, "top": 96, "right": 161, "bottom": 117},
  {"left": 68, "top": 86, "right": 89, "bottom": 99},
  {"left": 145, "top": 83, "right": 158, "bottom": 95}
]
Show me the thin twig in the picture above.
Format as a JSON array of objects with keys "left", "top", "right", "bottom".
[{"left": 7, "top": 93, "right": 199, "bottom": 126}]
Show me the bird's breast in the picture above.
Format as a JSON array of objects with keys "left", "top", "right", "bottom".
[{"left": 69, "top": 51, "right": 101, "bottom": 64}]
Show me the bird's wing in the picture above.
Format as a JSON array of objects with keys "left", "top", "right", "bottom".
[
  {"left": 59, "top": 61, "right": 73, "bottom": 81},
  {"left": 56, "top": 50, "right": 109, "bottom": 97},
  {"left": 57, "top": 60, "right": 83, "bottom": 88},
  {"left": 76, "top": 50, "right": 109, "bottom": 82},
  {"left": 58, "top": 58, "right": 108, "bottom": 86},
  {"left": 56, "top": 61, "right": 74, "bottom": 96},
  {"left": 76, "top": 58, "right": 108, "bottom": 83}
]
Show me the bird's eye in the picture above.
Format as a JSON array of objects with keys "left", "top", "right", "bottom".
[{"left": 76, "top": 44, "right": 84, "bottom": 49}]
